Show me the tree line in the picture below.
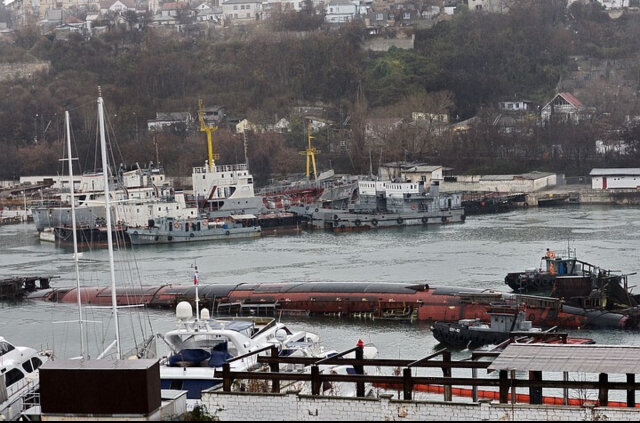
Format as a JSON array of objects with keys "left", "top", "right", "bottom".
[{"left": 0, "top": 1, "right": 639, "bottom": 183}]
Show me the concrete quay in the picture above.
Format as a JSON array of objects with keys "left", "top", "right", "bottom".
[{"left": 525, "top": 185, "right": 640, "bottom": 207}]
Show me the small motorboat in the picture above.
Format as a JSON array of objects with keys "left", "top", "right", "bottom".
[
  {"left": 0, "top": 337, "right": 49, "bottom": 421},
  {"left": 431, "top": 304, "right": 594, "bottom": 350}
]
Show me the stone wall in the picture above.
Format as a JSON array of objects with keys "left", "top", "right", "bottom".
[
  {"left": 0, "top": 61, "right": 50, "bottom": 82},
  {"left": 202, "top": 391, "right": 640, "bottom": 421},
  {"left": 364, "top": 35, "right": 415, "bottom": 52}
]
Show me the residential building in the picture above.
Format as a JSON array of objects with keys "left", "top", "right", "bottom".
[
  {"left": 540, "top": 92, "right": 592, "bottom": 124},
  {"left": 221, "top": 0, "right": 262, "bottom": 24},
  {"left": 147, "top": 112, "right": 194, "bottom": 132},
  {"left": 466, "top": 0, "right": 511, "bottom": 13},
  {"left": 325, "top": 0, "right": 358, "bottom": 23},
  {"left": 498, "top": 100, "right": 536, "bottom": 112}
]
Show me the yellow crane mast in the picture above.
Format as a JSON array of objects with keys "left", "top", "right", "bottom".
[
  {"left": 299, "top": 120, "right": 320, "bottom": 180},
  {"left": 199, "top": 99, "right": 219, "bottom": 171}
]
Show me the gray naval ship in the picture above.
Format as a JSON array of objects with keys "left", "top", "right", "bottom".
[
  {"left": 293, "top": 179, "right": 465, "bottom": 232},
  {"left": 127, "top": 215, "right": 261, "bottom": 245}
]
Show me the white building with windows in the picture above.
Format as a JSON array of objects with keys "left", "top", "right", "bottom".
[
  {"left": 221, "top": 0, "right": 262, "bottom": 23},
  {"left": 325, "top": 0, "right": 358, "bottom": 23},
  {"left": 590, "top": 168, "right": 640, "bottom": 190}
]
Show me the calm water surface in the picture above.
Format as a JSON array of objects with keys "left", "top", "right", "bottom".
[{"left": 1, "top": 204, "right": 640, "bottom": 362}]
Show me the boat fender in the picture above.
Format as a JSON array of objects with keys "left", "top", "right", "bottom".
[
  {"left": 174, "top": 222, "right": 180, "bottom": 229},
  {"left": 397, "top": 217, "right": 404, "bottom": 225},
  {"left": 441, "top": 216, "right": 447, "bottom": 223},
  {"left": 167, "top": 236, "right": 173, "bottom": 242},
  {"left": 371, "top": 219, "right": 378, "bottom": 226},
  {"left": 154, "top": 236, "right": 159, "bottom": 242},
  {"left": 421, "top": 217, "right": 428, "bottom": 225},
  {"left": 333, "top": 214, "right": 339, "bottom": 221},
  {"left": 225, "top": 230, "right": 230, "bottom": 236},
  {"left": 132, "top": 231, "right": 138, "bottom": 235},
  {"left": 461, "top": 215, "right": 466, "bottom": 221},
  {"left": 306, "top": 206, "right": 310, "bottom": 211},
  {"left": 190, "top": 233, "right": 195, "bottom": 238},
  {"left": 355, "top": 219, "right": 362, "bottom": 227},
  {"left": 523, "top": 202, "right": 529, "bottom": 208},
  {"left": 315, "top": 208, "right": 319, "bottom": 213}
]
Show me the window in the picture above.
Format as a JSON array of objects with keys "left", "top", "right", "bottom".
[
  {"left": 0, "top": 342, "right": 15, "bottom": 356},
  {"left": 31, "top": 357, "right": 43, "bottom": 371},
  {"left": 5, "top": 368, "right": 24, "bottom": 387},
  {"left": 233, "top": 5, "right": 237, "bottom": 9},
  {"left": 22, "top": 360, "right": 34, "bottom": 374}
]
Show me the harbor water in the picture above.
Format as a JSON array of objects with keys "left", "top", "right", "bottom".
[{"left": 1, "top": 205, "right": 640, "bottom": 371}]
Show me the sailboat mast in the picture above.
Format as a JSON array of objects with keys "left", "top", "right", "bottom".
[
  {"left": 97, "top": 94, "right": 122, "bottom": 359},
  {"left": 66, "top": 110, "right": 86, "bottom": 360}
]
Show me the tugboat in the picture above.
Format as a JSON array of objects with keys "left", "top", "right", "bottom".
[
  {"left": 431, "top": 304, "right": 595, "bottom": 349},
  {"left": 505, "top": 248, "right": 604, "bottom": 293}
]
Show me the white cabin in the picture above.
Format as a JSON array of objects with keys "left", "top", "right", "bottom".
[{"left": 191, "top": 162, "right": 255, "bottom": 200}]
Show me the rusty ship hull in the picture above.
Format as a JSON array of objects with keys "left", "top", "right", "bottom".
[{"left": 29, "top": 282, "right": 638, "bottom": 330}]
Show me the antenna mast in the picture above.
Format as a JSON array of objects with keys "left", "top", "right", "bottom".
[
  {"left": 65, "top": 110, "right": 86, "bottom": 359},
  {"left": 98, "top": 89, "right": 122, "bottom": 359}
]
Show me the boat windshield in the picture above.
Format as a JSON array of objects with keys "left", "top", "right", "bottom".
[
  {"left": 166, "top": 334, "right": 239, "bottom": 356},
  {"left": 0, "top": 342, "right": 15, "bottom": 357}
]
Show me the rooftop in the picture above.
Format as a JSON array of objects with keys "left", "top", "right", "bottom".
[
  {"left": 590, "top": 168, "right": 640, "bottom": 176},
  {"left": 488, "top": 344, "right": 640, "bottom": 374}
]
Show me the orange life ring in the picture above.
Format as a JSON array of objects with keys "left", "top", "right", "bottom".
[
  {"left": 411, "top": 205, "right": 417, "bottom": 210},
  {"left": 202, "top": 219, "right": 208, "bottom": 226},
  {"left": 173, "top": 222, "right": 180, "bottom": 229}
]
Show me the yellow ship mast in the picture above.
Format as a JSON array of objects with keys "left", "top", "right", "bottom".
[
  {"left": 199, "top": 99, "right": 219, "bottom": 171},
  {"left": 299, "top": 120, "right": 320, "bottom": 180}
]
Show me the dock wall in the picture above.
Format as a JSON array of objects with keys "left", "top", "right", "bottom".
[
  {"left": 525, "top": 188, "right": 640, "bottom": 207},
  {"left": 202, "top": 391, "right": 640, "bottom": 421}
]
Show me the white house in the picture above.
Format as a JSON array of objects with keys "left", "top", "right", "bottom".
[
  {"left": 540, "top": 92, "right": 589, "bottom": 124},
  {"left": 221, "top": 0, "right": 262, "bottom": 23},
  {"left": 589, "top": 168, "right": 640, "bottom": 190},
  {"left": 325, "top": 0, "right": 358, "bottom": 23},
  {"left": 498, "top": 100, "right": 535, "bottom": 112},
  {"left": 99, "top": 0, "right": 136, "bottom": 14}
]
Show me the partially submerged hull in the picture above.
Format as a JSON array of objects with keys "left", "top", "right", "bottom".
[{"left": 31, "top": 282, "right": 639, "bottom": 330}]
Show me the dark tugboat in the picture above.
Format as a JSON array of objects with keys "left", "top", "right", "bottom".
[
  {"left": 431, "top": 304, "right": 594, "bottom": 350},
  {"left": 505, "top": 248, "right": 604, "bottom": 293}
]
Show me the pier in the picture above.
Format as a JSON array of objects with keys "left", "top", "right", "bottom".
[{"left": 0, "top": 276, "right": 55, "bottom": 300}]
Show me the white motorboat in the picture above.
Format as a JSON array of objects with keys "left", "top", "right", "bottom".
[
  {"left": 0, "top": 337, "right": 49, "bottom": 421},
  {"left": 157, "top": 302, "right": 324, "bottom": 402}
]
